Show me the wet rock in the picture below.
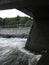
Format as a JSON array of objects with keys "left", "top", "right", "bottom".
[{"left": 0, "top": 34, "right": 28, "bottom": 38}]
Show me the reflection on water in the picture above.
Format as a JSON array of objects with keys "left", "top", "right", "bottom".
[{"left": 0, "top": 37, "right": 41, "bottom": 65}]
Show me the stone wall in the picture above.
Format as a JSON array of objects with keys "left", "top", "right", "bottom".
[{"left": 25, "top": 21, "right": 49, "bottom": 54}]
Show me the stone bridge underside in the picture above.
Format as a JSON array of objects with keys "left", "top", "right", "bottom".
[{"left": 0, "top": 0, "right": 49, "bottom": 65}]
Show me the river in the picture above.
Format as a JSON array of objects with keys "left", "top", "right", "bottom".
[{"left": 0, "top": 37, "right": 41, "bottom": 65}]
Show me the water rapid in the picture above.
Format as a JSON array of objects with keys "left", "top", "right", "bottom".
[{"left": 0, "top": 37, "right": 41, "bottom": 65}]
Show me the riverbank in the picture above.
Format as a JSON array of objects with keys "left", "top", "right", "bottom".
[{"left": 0, "top": 27, "right": 31, "bottom": 38}]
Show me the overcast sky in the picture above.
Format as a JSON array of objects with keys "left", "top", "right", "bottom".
[{"left": 0, "top": 9, "right": 30, "bottom": 18}]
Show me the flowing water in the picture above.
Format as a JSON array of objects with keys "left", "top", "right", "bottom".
[{"left": 0, "top": 37, "right": 41, "bottom": 65}]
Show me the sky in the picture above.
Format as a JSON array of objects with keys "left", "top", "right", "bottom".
[{"left": 0, "top": 9, "right": 30, "bottom": 18}]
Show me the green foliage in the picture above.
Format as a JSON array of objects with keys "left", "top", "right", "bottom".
[
  {"left": 25, "top": 20, "right": 32, "bottom": 27},
  {"left": 20, "top": 17, "right": 29, "bottom": 24},
  {"left": 15, "top": 15, "right": 20, "bottom": 24},
  {"left": 0, "top": 16, "right": 33, "bottom": 28}
]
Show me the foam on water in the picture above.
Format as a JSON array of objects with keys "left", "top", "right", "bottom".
[{"left": 0, "top": 37, "right": 41, "bottom": 65}]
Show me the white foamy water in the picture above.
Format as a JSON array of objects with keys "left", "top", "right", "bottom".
[
  {"left": 0, "top": 38, "right": 27, "bottom": 48},
  {"left": 0, "top": 37, "right": 41, "bottom": 65}
]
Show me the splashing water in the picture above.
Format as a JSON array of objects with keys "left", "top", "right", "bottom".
[{"left": 0, "top": 37, "right": 41, "bottom": 65}]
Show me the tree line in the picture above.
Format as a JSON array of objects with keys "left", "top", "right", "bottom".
[{"left": 0, "top": 16, "right": 33, "bottom": 28}]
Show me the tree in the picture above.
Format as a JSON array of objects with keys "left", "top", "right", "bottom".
[
  {"left": 25, "top": 20, "right": 32, "bottom": 27},
  {"left": 20, "top": 17, "right": 29, "bottom": 24},
  {"left": 0, "top": 18, "right": 5, "bottom": 27},
  {"left": 16, "top": 15, "right": 20, "bottom": 24}
]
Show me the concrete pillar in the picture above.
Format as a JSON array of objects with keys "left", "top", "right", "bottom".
[{"left": 25, "top": 6, "right": 49, "bottom": 54}]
